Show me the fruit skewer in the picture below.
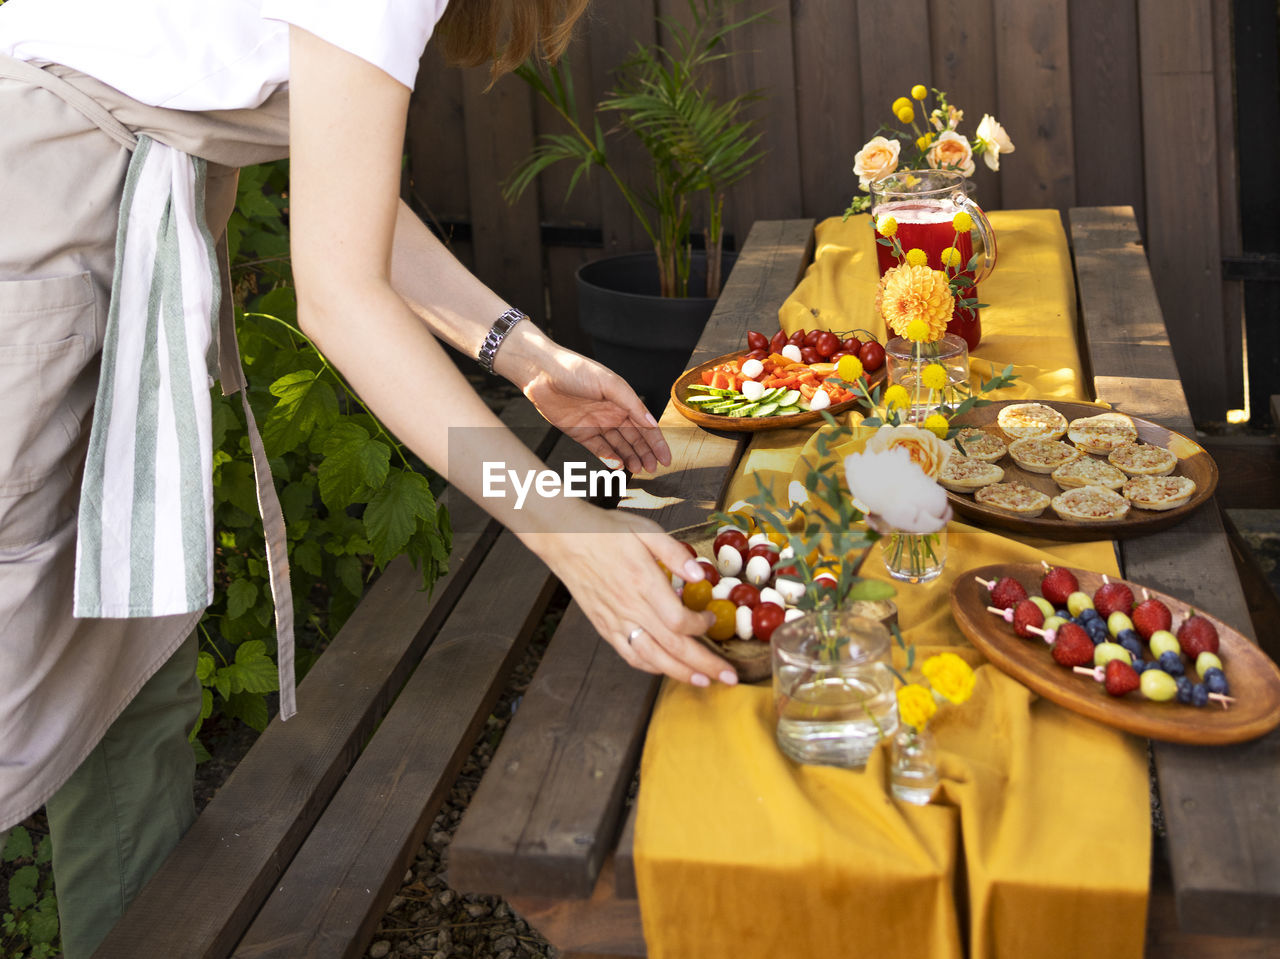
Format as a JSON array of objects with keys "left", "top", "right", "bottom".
[{"left": 1072, "top": 665, "right": 1235, "bottom": 709}]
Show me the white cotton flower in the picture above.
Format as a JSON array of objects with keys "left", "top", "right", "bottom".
[
  {"left": 975, "top": 114, "right": 1015, "bottom": 171},
  {"left": 844, "top": 447, "right": 952, "bottom": 535}
]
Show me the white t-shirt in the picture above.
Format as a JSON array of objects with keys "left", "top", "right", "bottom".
[{"left": 0, "top": 0, "right": 449, "bottom": 110}]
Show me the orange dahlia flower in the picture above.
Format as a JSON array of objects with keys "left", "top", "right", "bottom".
[{"left": 877, "top": 264, "right": 954, "bottom": 342}]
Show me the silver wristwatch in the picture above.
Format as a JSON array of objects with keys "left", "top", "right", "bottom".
[{"left": 476, "top": 308, "right": 527, "bottom": 374}]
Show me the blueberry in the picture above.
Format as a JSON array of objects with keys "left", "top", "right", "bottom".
[
  {"left": 1056, "top": 609, "right": 1071, "bottom": 620},
  {"left": 1080, "top": 608, "right": 1101, "bottom": 623},
  {"left": 1190, "top": 684, "right": 1209, "bottom": 708},
  {"left": 1159, "top": 651, "right": 1185, "bottom": 676},
  {"left": 1117, "top": 628, "right": 1140, "bottom": 646},
  {"left": 1204, "top": 668, "right": 1230, "bottom": 696},
  {"left": 1130, "top": 659, "right": 1148, "bottom": 674},
  {"left": 1120, "top": 637, "right": 1145, "bottom": 660}
]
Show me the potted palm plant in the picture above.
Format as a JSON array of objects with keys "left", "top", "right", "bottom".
[{"left": 506, "top": 0, "right": 767, "bottom": 411}]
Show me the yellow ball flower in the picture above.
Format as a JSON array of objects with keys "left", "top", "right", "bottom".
[
  {"left": 952, "top": 211, "right": 974, "bottom": 233},
  {"left": 904, "top": 247, "right": 928, "bottom": 267},
  {"left": 921, "top": 363, "right": 948, "bottom": 391},
  {"left": 895, "top": 105, "right": 915, "bottom": 124},
  {"left": 877, "top": 264, "right": 955, "bottom": 342},
  {"left": 922, "top": 652, "right": 976, "bottom": 705},
  {"left": 916, "top": 133, "right": 935, "bottom": 152},
  {"left": 836, "top": 353, "right": 864, "bottom": 382},
  {"left": 911, "top": 84, "right": 928, "bottom": 101},
  {"left": 882, "top": 384, "right": 910, "bottom": 410},
  {"left": 892, "top": 96, "right": 911, "bottom": 114},
  {"left": 876, "top": 215, "right": 899, "bottom": 237},
  {"left": 940, "top": 246, "right": 962, "bottom": 269},
  {"left": 897, "top": 683, "right": 937, "bottom": 730},
  {"left": 923, "top": 413, "right": 950, "bottom": 438}
]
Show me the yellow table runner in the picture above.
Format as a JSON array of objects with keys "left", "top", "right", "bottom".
[{"left": 634, "top": 212, "right": 1151, "bottom": 959}]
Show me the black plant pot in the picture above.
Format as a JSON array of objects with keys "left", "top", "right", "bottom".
[{"left": 576, "top": 251, "right": 736, "bottom": 417}]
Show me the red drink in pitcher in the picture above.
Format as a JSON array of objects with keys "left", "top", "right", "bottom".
[{"left": 870, "top": 170, "right": 996, "bottom": 352}]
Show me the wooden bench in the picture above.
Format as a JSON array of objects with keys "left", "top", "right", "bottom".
[
  {"left": 91, "top": 401, "right": 597, "bottom": 958},
  {"left": 446, "top": 211, "right": 1280, "bottom": 957}
]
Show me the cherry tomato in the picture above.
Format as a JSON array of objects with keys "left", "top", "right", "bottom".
[
  {"left": 828, "top": 351, "right": 851, "bottom": 363},
  {"left": 788, "top": 328, "right": 808, "bottom": 346},
  {"left": 774, "top": 564, "right": 799, "bottom": 579},
  {"left": 682, "top": 579, "right": 713, "bottom": 611},
  {"left": 706, "top": 599, "right": 737, "bottom": 641},
  {"left": 728, "top": 583, "right": 761, "bottom": 608},
  {"left": 803, "top": 329, "right": 824, "bottom": 348},
  {"left": 713, "top": 529, "right": 749, "bottom": 556},
  {"left": 680, "top": 541, "right": 697, "bottom": 559},
  {"left": 746, "top": 544, "right": 780, "bottom": 566},
  {"left": 858, "top": 339, "right": 886, "bottom": 372},
  {"left": 695, "top": 558, "right": 720, "bottom": 586},
  {"left": 814, "top": 331, "right": 840, "bottom": 359},
  {"left": 745, "top": 349, "right": 767, "bottom": 361},
  {"left": 751, "top": 602, "right": 786, "bottom": 643},
  {"left": 746, "top": 330, "right": 769, "bottom": 352},
  {"left": 800, "top": 347, "right": 821, "bottom": 365},
  {"left": 842, "top": 337, "right": 861, "bottom": 351},
  {"left": 769, "top": 330, "right": 788, "bottom": 354}
]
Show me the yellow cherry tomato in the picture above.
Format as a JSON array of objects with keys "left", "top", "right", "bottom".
[
  {"left": 706, "top": 599, "right": 737, "bottom": 641},
  {"left": 682, "top": 579, "right": 713, "bottom": 612}
]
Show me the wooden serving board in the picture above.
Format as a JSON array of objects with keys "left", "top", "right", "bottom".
[
  {"left": 670, "top": 349, "right": 886, "bottom": 432},
  {"left": 951, "top": 563, "right": 1280, "bottom": 745},
  {"left": 947, "top": 399, "right": 1219, "bottom": 540}
]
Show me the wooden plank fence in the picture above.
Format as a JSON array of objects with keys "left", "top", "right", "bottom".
[{"left": 404, "top": 0, "right": 1246, "bottom": 424}]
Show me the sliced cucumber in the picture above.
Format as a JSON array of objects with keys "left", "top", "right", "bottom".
[
  {"left": 687, "top": 385, "right": 738, "bottom": 396},
  {"left": 727, "top": 403, "right": 759, "bottom": 417},
  {"left": 776, "top": 389, "right": 801, "bottom": 407},
  {"left": 684, "top": 394, "right": 723, "bottom": 405},
  {"left": 752, "top": 401, "right": 780, "bottom": 417},
  {"left": 774, "top": 405, "right": 804, "bottom": 415}
]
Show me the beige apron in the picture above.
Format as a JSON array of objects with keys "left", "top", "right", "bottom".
[{"left": 0, "top": 55, "right": 289, "bottom": 831}]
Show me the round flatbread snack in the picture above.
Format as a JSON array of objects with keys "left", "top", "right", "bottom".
[
  {"left": 1122, "top": 475, "right": 1197, "bottom": 511},
  {"left": 1067, "top": 412, "right": 1139, "bottom": 454},
  {"left": 1107, "top": 442, "right": 1177, "bottom": 477},
  {"left": 1050, "top": 485, "right": 1131, "bottom": 523},
  {"left": 996, "top": 402, "right": 1069, "bottom": 440},
  {"left": 974, "top": 482, "right": 1051, "bottom": 518},
  {"left": 1008, "top": 437, "right": 1084, "bottom": 474},
  {"left": 1051, "top": 456, "right": 1127, "bottom": 491},
  {"left": 939, "top": 456, "right": 1005, "bottom": 493},
  {"left": 951, "top": 428, "right": 1007, "bottom": 463}
]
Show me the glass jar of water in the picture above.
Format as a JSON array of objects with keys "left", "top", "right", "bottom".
[{"left": 771, "top": 609, "right": 899, "bottom": 768}]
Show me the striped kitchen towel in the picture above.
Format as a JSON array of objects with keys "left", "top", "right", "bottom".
[{"left": 75, "top": 135, "right": 297, "bottom": 719}]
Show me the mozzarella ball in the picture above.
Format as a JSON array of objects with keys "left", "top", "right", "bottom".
[
  {"left": 784, "top": 608, "right": 805, "bottom": 623},
  {"left": 748, "top": 532, "right": 774, "bottom": 549},
  {"left": 759, "top": 586, "right": 786, "bottom": 608},
  {"left": 711, "top": 576, "right": 742, "bottom": 601},
  {"left": 775, "top": 577, "right": 806, "bottom": 605},
  {"left": 808, "top": 388, "right": 831, "bottom": 411},
  {"left": 781, "top": 344, "right": 803, "bottom": 362},
  {"left": 740, "top": 358, "right": 765, "bottom": 380},
  {"left": 735, "top": 604, "right": 755, "bottom": 640},
  {"left": 716, "top": 544, "right": 744, "bottom": 577},
  {"left": 744, "top": 554, "right": 773, "bottom": 587}
]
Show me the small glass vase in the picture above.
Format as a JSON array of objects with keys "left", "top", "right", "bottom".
[
  {"left": 771, "top": 608, "right": 900, "bottom": 769},
  {"left": 885, "top": 334, "right": 970, "bottom": 422},
  {"left": 889, "top": 725, "right": 939, "bottom": 805},
  {"left": 882, "top": 525, "right": 947, "bottom": 584}
]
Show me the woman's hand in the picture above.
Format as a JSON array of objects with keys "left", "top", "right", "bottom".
[
  {"left": 522, "top": 504, "right": 738, "bottom": 687},
  {"left": 521, "top": 348, "right": 670, "bottom": 475}
]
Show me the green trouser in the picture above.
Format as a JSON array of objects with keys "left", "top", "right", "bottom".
[{"left": 44, "top": 633, "right": 201, "bottom": 959}]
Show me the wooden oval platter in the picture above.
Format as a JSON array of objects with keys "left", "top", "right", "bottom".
[
  {"left": 951, "top": 563, "right": 1280, "bottom": 745},
  {"left": 946, "top": 399, "right": 1218, "bottom": 540},
  {"left": 670, "top": 523, "right": 891, "bottom": 684},
  {"left": 671, "top": 349, "right": 886, "bottom": 433}
]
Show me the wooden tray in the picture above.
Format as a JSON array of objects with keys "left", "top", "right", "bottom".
[
  {"left": 946, "top": 399, "right": 1218, "bottom": 540},
  {"left": 670, "top": 349, "right": 886, "bottom": 432},
  {"left": 951, "top": 563, "right": 1280, "bottom": 745}
]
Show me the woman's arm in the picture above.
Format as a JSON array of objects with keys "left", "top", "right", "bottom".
[
  {"left": 286, "top": 27, "right": 735, "bottom": 686},
  {"left": 389, "top": 202, "right": 670, "bottom": 474}
]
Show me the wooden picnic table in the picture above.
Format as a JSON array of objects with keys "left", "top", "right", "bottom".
[{"left": 448, "top": 208, "right": 1280, "bottom": 957}]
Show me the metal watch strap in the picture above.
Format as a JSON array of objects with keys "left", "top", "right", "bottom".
[{"left": 476, "top": 308, "right": 527, "bottom": 374}]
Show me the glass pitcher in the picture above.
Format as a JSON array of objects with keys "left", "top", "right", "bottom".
[{"left": 870, "top": 169, "right": 997, "bottom": 351}]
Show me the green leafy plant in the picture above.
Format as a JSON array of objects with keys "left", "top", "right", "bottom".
[
  {"left": 190, "top": 160, "right": 451, "bottom": 753},
  {"left": 506, "top": 0, "right": 767, "bottom": 298},
  {"left": 2, "top": 827, "right": 60, "bottom": 959}
]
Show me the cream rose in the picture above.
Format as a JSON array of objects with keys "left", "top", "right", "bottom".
[
  {"left": 844, "top": 446, "right": 952, "bottom": 535},
  {"left": 975, "top": 113, "right": 1015, "bottom": 171},
  {"left": 866, "top": 423, "right": 953, "bottom": 478},
  {"left": 853, "top": 136, "right": 901, "bottom": 189},
  {"left": 926, "top": 130, "right": 975, "bottom": 177}
]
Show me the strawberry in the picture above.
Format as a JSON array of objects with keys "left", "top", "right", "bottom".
[
  {"left": 1012, "top": 598, "right": 1045, "bottom": 638},
  {"left": 1093, "top": 581, "right": 1134, "bottom": 619},
  {"left": 1041, "top": 566, "right": 1079, "bottom": 608},
  {"left": 1177, "top": 614, "right": 1220, "bottom": 659},
  {"left": 1103, "top": 659, "right": 1140, "bottom": 697},
  {"left": 1131, "top": 598, "right": 1172, "bottom": 639},
  {"left": 1051, "top": 622, "right": 1095, "bottom": 667},
  {"left": 990, "top": 576, "right": 1028, "bottom": 610}
]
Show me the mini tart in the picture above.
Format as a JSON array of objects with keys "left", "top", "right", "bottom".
[
  {"left": 1050, "top": 485, "right": 1132, "bottom": 523},
  {"left": 1051, "top": 455, "right": 1127, "bottom": 491},
  {"left": 1067, "top": 412, "right": 1139, "bottom": 454},
  {"left": 1107, "top": 442, "right": 1178, "bottom": 477},
  {"left": 939, "top": 456, "right": 1005, "bottom": 493},
  {"left": 974, "top": 482, "right": 1051, "bottom": 518},
  {"left": 952, "top": 428, "right": 1006, "bottom": 463},
  {"left": 1007, "top": 437, "right": 1084, "bottom": 474},
  {"left": 1122, "top": 474, "right": 1197, "bottom": 511},
  {"left": 996, "top": 402, "right": 1069, "bottom": 440}
]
